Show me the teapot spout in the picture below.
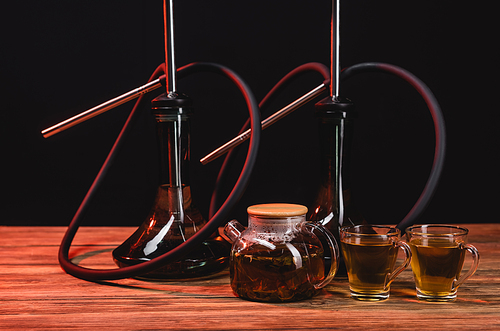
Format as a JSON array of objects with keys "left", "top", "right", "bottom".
[{"left": 223, "top": 220, "right": 245, "bottom": 243}]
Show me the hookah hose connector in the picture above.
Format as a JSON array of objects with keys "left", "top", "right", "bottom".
[
  {"left": 315, "top": 95, "right": 356, "bottom": 119},
  {"left": 151, "top": 91, "right": 193, "bottom": 119}
]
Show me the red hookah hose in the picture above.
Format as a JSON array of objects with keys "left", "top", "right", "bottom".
[
  {"left": 340, "top": 62, "right": 446, "bottom": 231},
  {"left": 58, "top": 61, "right": 444, "bottom": 281},
  {"left": 209, "top": 62, "right": 445, "bottom": 231},
  {"left": 58, "top": 62, "right": 261, "bottom": 281},
  {"left": 207, "top": 62, "right": 330, "bottom": 218}
]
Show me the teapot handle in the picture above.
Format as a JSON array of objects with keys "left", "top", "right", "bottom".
[{"left": 302, "top": 222, "right": 340, "bottom": 289}]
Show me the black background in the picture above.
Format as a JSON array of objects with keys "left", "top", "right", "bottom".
[{"left": 1, "top": 1, "right": 497, "bottom": 227}]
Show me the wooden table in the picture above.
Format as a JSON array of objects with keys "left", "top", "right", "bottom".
[{"left": 1, "top": 224, "right": 499, "bottom": 330}]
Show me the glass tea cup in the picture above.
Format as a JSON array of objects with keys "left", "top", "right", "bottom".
[
  {"left": 340, "top": 225, "right": 412, "bottom": 301},
  {"left": 406, "top": 224, "right": 480, "bottom": 301}
]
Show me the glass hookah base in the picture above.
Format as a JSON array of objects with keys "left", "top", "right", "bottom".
[{"left": 112, "top": 240, "right": 230, "bottom": 281}]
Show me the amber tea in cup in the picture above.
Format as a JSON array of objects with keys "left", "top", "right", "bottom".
[
  {"left": 406, "top": 225, "right": 479, "bottom": 301},
  {"left": 340, "top": 225, "right": 411, "bottom": 301}
]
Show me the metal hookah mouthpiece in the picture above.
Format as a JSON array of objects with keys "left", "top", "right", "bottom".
[{"left": 41, "top": 77, "right": 165, "bottom": 138}]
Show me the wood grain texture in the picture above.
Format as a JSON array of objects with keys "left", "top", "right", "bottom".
[{"left": 1, "top": 224, "right": 499, "bottom": 330}]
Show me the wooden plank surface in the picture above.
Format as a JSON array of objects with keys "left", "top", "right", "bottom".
[{"left": 1, "top": 224, "right": 499, "bottom": 330}]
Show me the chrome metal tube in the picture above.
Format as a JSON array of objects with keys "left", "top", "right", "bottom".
[
  {"left": 41, "top": 78, "right": 163, "bottom": 138},
  {"left": 331, "top": 0, "right": 340, "bottom": 99},
  {"left": 164, "top": 0, "right": 176, "bottom": 94},
  {"left": 200, "top": 83, "right": 327, "bottom": 165}
]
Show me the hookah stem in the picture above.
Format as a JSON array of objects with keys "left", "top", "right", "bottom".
[
  {"left": 163, "top": 0, "right": 176, "bottom": 94},
  {"left": 331, "top": 0, "right": 340, "bottom": 99},
  {"left": 162, "top": 0, "right": 185, "bottom": 223}
]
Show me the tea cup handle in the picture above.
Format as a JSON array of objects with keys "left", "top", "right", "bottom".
[
  {"left": 452, "top": 243, "right": 480, "bottom": 291},
  {"left": 385, "top": 241, "right": 412, "bottom": 288},
  {"left": 303, "top": 222, "right": 340, "bottom": 289}
]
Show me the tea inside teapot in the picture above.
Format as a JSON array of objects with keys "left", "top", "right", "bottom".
[{"left": 232, "top": 241, "right": 325, "bottom": 302}]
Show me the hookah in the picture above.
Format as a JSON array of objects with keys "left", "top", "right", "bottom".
[
  {"left": 43, "top": 0, "right": 263, "bottom": 281},
  {"left": 42, "top": 0, "right": 446, "bottom": 281}
]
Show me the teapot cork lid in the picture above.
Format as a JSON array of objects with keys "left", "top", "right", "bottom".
[{"left": 247, "top": 203, "right": 308, "bottom": 217}]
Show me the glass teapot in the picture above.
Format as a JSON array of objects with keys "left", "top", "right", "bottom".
[{"left": 223, "top": 203, "right": 339, "bottom": 302}]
